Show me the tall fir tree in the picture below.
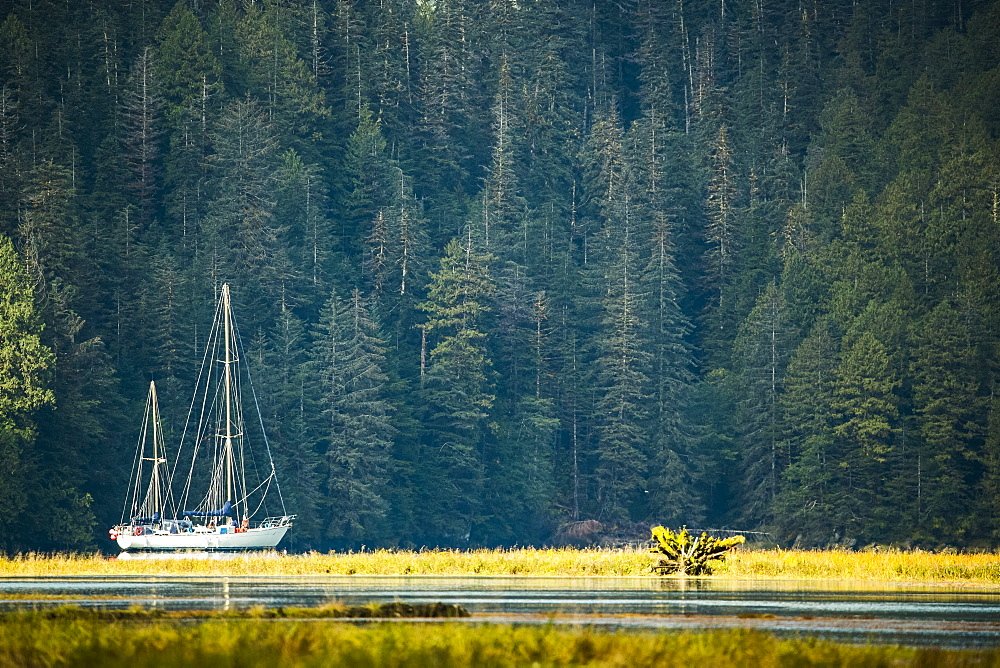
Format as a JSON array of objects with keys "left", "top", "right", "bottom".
[
  {"left": 311, "top": 288, "right": 395, "bottom": 547},
  {"left": 732, "top": 283, "right": 791, "bottom": 526},
  {"left": 832, "top": 327, "right": 902, "bottom": 541},
  {"left": 910, "top": 300, "right": 986, "bottom": 541},
  {"left": 772, "top": 319, "right": 841, "bottom": 546},
  {"left": 416, "top": 237, "right": 495, "bottom": 543},
  {"left": 0, "top": 233, "right": 54, "bottom": 550}
]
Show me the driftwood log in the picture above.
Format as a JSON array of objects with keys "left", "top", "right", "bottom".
[{"left": 649, "top": 526, "right": 745, "bottom": 575}]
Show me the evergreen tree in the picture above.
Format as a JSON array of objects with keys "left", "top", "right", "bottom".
[
  {"left": 361, "top": 0, "right": 418, "bottom": 145},
  {"left": 342, "top": 103, "right": 394, "bottom": 275},
  {"left": 910, "top": 300, "right": 986, "bottom": 541},
  {"left": 142, "top": 245, "right": 191, "bottom": 415},
  {"left": 416, "top": 237, "right": 495, "bottom": 543},
  {"left": 732, "top": 283, "right": 790, "bottom": 525},
  {"left": 703, "top": 124, "right": 739, "bottom": 339},
  {"left": 0, "top": 233, "right": 54, "bottom": 549},
  {"left": 480, "top": 55, "right": 525, "bottom": 257},
  {"left": 808, "top": 88, "right": 876, "bottom": 235},
  {"left": 0, "top": 83, "right": 22, "bottom": 238},
  {"left": 832, "top": 327, "right": 902, "bottom": 540},
  {"left": 514, "top": 0, "right": 585, "bottom": 228},
  {"left": 121, "top": 46, "right": 164, "bottom": 225},
  {"left": 275, "top": 147, "right": 334, "bottom": 301},
  {"left": 0, "top": 0, "right": 998, "bottom": 550},
  {"left": 311, "top": 288, "right": 395, "bottom": 547},
  {"left": 156, "top": 0, "right": 222, "bottom": 259},
  {"left": 16, "top": 136, "right": 117, "bottom": 549},
  {"left": 628, "top": 112, "right": 700, "bottom": 525},
  {"left": 593, "top": 195, "right": 651, "bottom": 524},
  {"left": 363, "top": 164, "right": 429, "bottom": 331},
  {"left": 411, "top": 0, "right": 483, "bottom": 241},
  {"left": 203, "top": 96, "right": 284, "bottom": 319},
  {"left": 235, "top": 1, "right": 329, "bottom": 158},
  {"left": 256, "top": 305, "right": 321, "bottom": 548},
  {"left": 983, "top": 394, "right": 1000, "bottom": 540},
  {"left": 633, "top": 0, "right": 678, "bottom": 125},
  {"left": 155, "top": 1, "right": 222, "bottom": 122},
  {"left": 772, "top": 319, "right": 841, "bottom": 546}
]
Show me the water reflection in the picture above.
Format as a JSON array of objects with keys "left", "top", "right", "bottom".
[
  {"left": 115, "top": 551, "right": 283, "bottom": 562},
  {"left": 2, "top": 575, "right": 999, "bottom": 647}
]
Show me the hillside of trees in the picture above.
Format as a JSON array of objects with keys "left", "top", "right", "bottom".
[{"left": 1, "top": 0, "right": 999, "bottom": 552}]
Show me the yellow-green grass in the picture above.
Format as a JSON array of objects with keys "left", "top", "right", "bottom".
[
  {"left": 0, "top": 614, "right": 994, "bottom": 667},
  {"left": 1, "top": 602, "right": 468, "bottom": 620},
  {"left": 1, "top": 548, "right": 999, "bottom": 584},
  {"left": 718, "top": 548, "right": 1000, "bottom": 583}
]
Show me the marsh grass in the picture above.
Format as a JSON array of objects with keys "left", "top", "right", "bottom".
[
  {"left": 0, "top": 614, "right": 993, "bottom": 667},
  {"left": 1, "top": 547, "right": 999, "bottom": 583},
  {"left": 716, "top": 548, "right": 1000, "bottom": 583},
  {"left": 11, "top": 602, "right": 469, "bottom": 620}
]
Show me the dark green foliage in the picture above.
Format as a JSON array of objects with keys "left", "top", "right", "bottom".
[
  {"left": 910, "top": 301, "right": 986, "bottom": 541},
  {"left": 416, "top": 237, "right": 495, "bottom": 543},
  {"left": 1, "top": 0, "right": 1000, "bottom": 551},
  {"left": 311, "top": 289, "right": 395, "bottom": 547},
  {"left": 0, "top": 234, "right": 54, "bottom": 550},
  {"left": 732, "top": 284, "right": 791, "bottom": 525},
  {"left": 772, "top": 320, "right": 841, "bottom": 546}
]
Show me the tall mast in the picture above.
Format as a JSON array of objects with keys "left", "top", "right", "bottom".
[
  {"left": 150, "top": 380, "right": 161, "bottom": 518},
  {"left": 141, "top": 380, "right": 166, "bottom": 520},
  {"left": 223, "top": 283, "right": 234, "bottom": 508}
]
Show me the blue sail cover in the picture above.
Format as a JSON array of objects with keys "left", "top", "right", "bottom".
[
  {"left": 183, "top": 500, "right": 233, "bottom": 518},
  {"left": 131, "top": 512, "right": 161, "bottom": 524}
]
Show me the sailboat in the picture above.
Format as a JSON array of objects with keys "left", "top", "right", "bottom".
[{"left": 111, "top": 284, "right": 294, "bottom": 551}]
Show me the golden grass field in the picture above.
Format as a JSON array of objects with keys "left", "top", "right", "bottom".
[
  {"left": 0, "top": 547, "right": 999, "bottom": 583},
  {"left": 0, "top": 613, "right": 994, "bottom": 667}
]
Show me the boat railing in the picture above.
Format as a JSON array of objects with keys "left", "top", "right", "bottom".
[{"left": 259, "top": 515, "right": 296, "bottom": 528}]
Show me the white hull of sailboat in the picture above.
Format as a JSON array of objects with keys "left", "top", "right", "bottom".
[{"left": 116, "top": 525, "right": 289, "bottom": 552}]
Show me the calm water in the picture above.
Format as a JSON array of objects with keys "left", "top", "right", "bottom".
[{"left": 3, "top": 572, "right": 1000, "bottom": 648}]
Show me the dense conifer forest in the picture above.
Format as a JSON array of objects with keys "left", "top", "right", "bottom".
[{"left": 0, "top": 0, "right": 999, "bottom": 552}]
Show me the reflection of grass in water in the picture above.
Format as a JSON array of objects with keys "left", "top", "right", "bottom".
[
  {"left": 0, "top": 613, "right": 992, "bottom": 666},
  {"left": 2, "top": 602, "right": 469, "bottom": 620},
  {"left": 2, "top": 548, "right": 1000, "bottom": 583},
  {"left": 0, "top": 593, "right": 136, "bottom": 601}
]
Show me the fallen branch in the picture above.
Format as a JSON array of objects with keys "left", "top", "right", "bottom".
[{"left": 649, "top": 526, "right": 745, "bottom": 575}]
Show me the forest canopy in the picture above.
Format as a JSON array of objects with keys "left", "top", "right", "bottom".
[{"left": 0, "top": 0, "right": 999, "bottom": 551}]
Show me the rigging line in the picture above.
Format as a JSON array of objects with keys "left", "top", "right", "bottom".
[
  {"left": 234, "top": 361, "right": 250, "bottom": 520},
  {"left": 170, "top": 296, "right": 225, "bottom": 511},
  {"left": 186, "top": 314, "right": 226, "bottom": 511},
  {"left": 200, "top": 351, "right": 229, "bottom": 507},
  {"left": 242, "top": 412, "right": 267, "bottom": 518},
  {"left": 131, "top": 396, "right": 151, "bottom": 520},
  {"left": 232, "top": 318, "right": 274, "bottom": 519},
  {"left": 168, "top": 294, "right": 222, "bottom": 491},
  {"left": 122, "top": 389, "right": 152, "bottom": 524},
  {"left": 133, "top": 397, "right": 154, "bottom": 518},
  {"left": 247, "top": 474, "right": 273, "bottom": 519},
  {"left": 233, "top": 315, "right": 287, "bottom": 515},
  {"left": 151, "top": 388, "right": 169, "bottom": 519},
  {"left": 180, "top": 359, "right": 211, "bottom": 511},
  {"left": 196, "top": 308, "right": 225, "bottom": 510},
  {"left": 236, "top": 363, "right": 266, "bottom": 519},
  {"left": 234, "top": 469, "right": 274, "bottom": 509}
]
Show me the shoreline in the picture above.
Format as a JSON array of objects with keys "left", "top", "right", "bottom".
[{"left": 1, "top": 548, "right": 998, "bottom": 585}]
